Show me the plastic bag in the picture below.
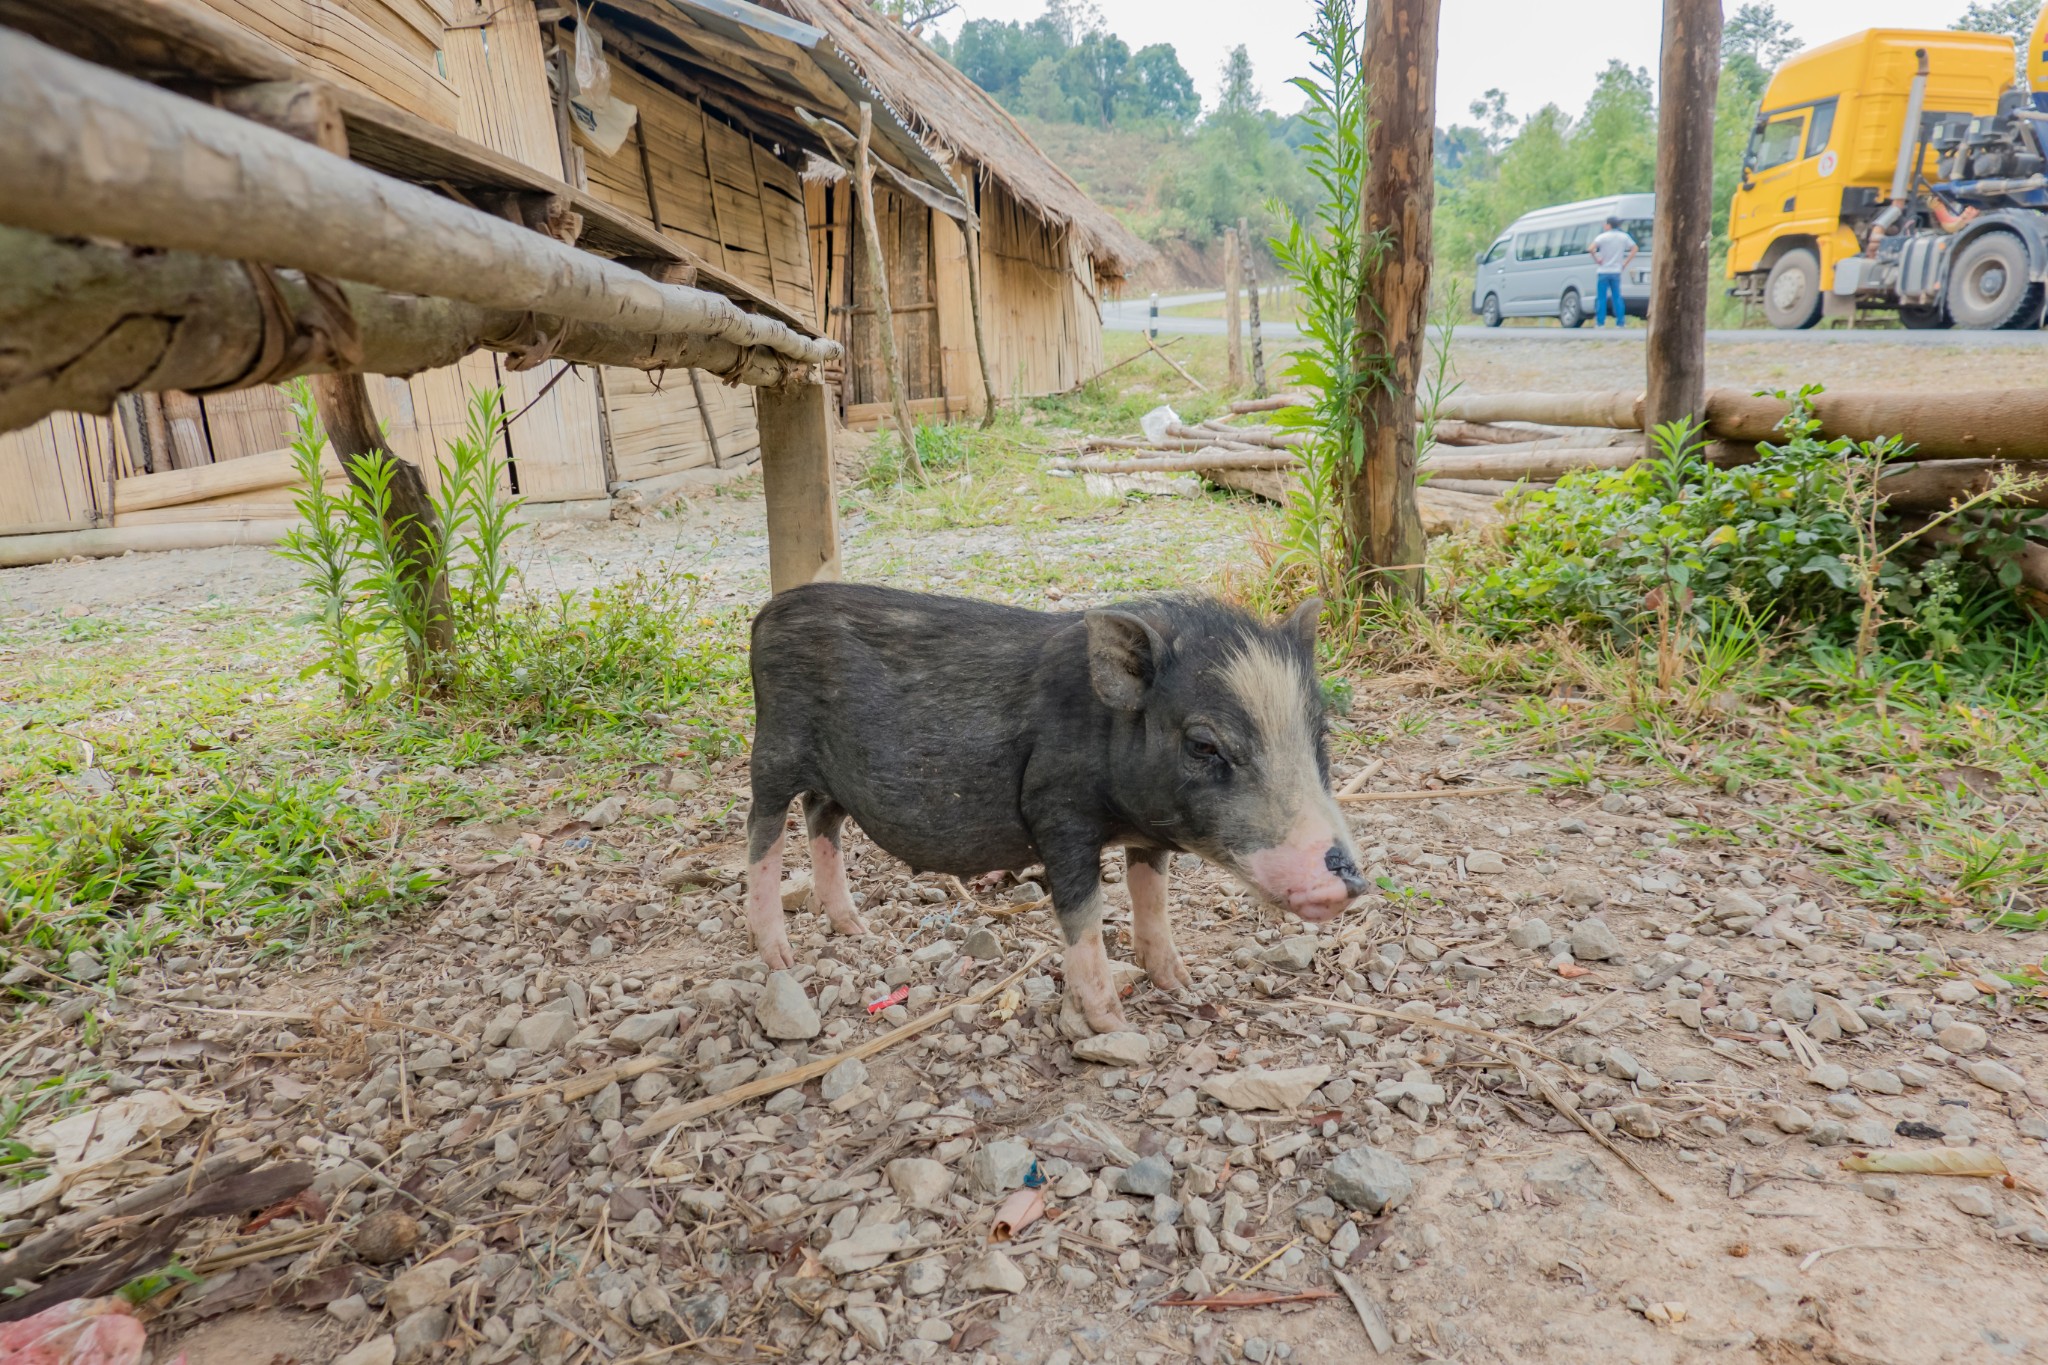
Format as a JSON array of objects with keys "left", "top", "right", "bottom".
[
  {"left": 1138, "top": 405, "right": 1180, "bottom": 444},
  {"left": 572, "top": 7, "right": 611, "bottom": 103}
]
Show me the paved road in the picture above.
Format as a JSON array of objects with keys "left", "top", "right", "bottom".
[{"left": 1105, "top": 290, "right": 2048, "bottom": 347}]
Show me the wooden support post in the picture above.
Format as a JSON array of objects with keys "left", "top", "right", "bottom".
[
  {"left": 1345, "top": 0, "right": 1440, "bottom": 604},
  {"left": 1239, "top": 218, "right": 1267, "bottom": 398},
  {"left": 311, "top": 372, "right": 455, "bottom": 668},
  {"left": 946, "top": 162, "right": 1001, "bottom": 430},
  {"left": 1223, "top": 226, "right": 1245, "bottom": 389},
  {"left": 851, "top": 102, "right": 923, "bottom": 478},
  {"left": 1646, "top": 0, "right": 1722, "bottom": 432},
  {"left": 757, "top": 380, "right": 841, "bottom": 594}
]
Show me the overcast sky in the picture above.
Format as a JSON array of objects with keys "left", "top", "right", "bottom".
[{"left": 932, "top": 1, "right": 2002, "bottom": 124}]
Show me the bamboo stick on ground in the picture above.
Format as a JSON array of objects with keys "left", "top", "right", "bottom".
[
  {"left": 1052, "top": 451, "right": 1293, "bottom": 475},
  {"left": 1228, "top": 395, "right": 1312, "bottom": 414}
]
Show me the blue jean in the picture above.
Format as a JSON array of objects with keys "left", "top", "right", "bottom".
[{"left": 1594, "top": 273, "right": 1626, "bottom": 326}]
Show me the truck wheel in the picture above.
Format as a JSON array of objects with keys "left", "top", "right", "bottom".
[
  {"left": 1481, "top": 294, "right": 1503, "bottom": 328},
  {"left": 1947, "top": 232, "right": 2039, "bottom": 329},
  {"left": 1898, "top": 304, "right": 1950, "bottom": 330},
  {"left": 1558, "top": 288, "right": 1585, "bottom": 329},
  {"left": 1762, "top": 249, "right": 1823, "bottom": 329}
]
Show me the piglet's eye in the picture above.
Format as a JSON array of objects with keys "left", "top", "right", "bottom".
[{"left": 1184, "top": 730, "right": 1222, "bottom": 762}]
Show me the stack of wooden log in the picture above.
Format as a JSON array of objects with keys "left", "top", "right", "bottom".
[{"left": 1051, "top": 387, "right": 2048, "bottom": 528}]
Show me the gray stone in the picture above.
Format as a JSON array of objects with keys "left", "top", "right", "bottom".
[
  {"left": 507, "top": 1010, "right": 576, "bottom": 1053},
  {"left": 579, "top": 795, "right": 626, "bottom": 829},
  {"left": 483, "top": 1003, "right": 522, "bottom": 1048},
  {"left": 821, "top": 1056, "right": 869, "bottom": 1102},
  {"left": 676, "top": 1288, "right": 729, "bottom": 1338},
  {"left": 385, "top": 1260, "right": 457, "bottom": 1319},
  {"left": 1259, "top": 936, "right": 1320, "bottom": 973},
  {"left": 1558, "top": 879, "right": 1605, "bottom": 907},
  {"left": 1516, "top": 1001, "right": 1571, "bottom": 1028},
  {"left": 1853, "top": 1068, "right": 1904, "bottom": 1096},
  {"left": 1465, "top": 849, "right": 1507, "bottom": 875},
  {"left": 1770, "top": 981, "right": 1816, "bottom": 1023},
  {"left": 846, "top": 1304, "right": 890, "bottom": 1351},
  {"left": 820, "top": 1223, "right": 911, "bottom": 1274},
  {"left": 609, "top": 1008, "right": 680, "bottom": 1048},
  {"left": 1200, "top": 1065, "right": 1330, "bottom": 1111},
  {"left": 887, "top": 1158, "right": 955, "bottom": 1208},
  {"left": 1937, "top": 1020, "right": 1989, "bottom": 1054},
  {"left": 393, "top": 1306, "right": 449, "bottom": 1365},
  {"left": 588, "top": 1081, "right": 622, "bottom": 1124},
  {"left": 1603, "top": 1046, "right": 1640, "bottom": 1081},
  {"left": 963, "top": 927, "right": 1003, "bottom": 960},
  {"left": 1120, "top": 1156, "right": 1175, "bottom": 1198},
  {"left": 1325, "top": 1144, "right": 1415, "bottom": 1215},
  {"left": 904, "top": 1260, "right": 948, "bottom": 1297},
  {"left": 1524, "top": 1152, "right": 1607, "bottom": 1203},
  {"left": 331, "top": 1340, "right": 396, "bottom": 1365},
  {"left": 1964, "top": 1059, "right": 2025, "bottom": 1094},
  {"left": 1508, "top": 919, "right": 1553, "bottom": 950},
  {"left": 1767, "top": 1103, "right": 1814, "bottom": 1134},
  {"left": 1949, "top": 1186, "right": 1996, "bottom": 1218},
  {"left": 1860, "top": 1178, "right": 1900, "bottom": 1204},
  {"left": 756, "top": 972, "right": 821, "bottom": 1040},
  {"left": 1570, "top": 918, "right": 1623, "bottom": 962},
  {"left": 958, "top": 1249, "right": 1026, "bottom": 1294},
  {"left": 1715, "top": 887, "right": 1767, "bottom": 919},
  {"left": 700, "top": 1059, "right": 761, "bottom": 1093},
  {"left": 1807, "top": 1063, "right": 1849, "bottom": 1091},
  {"left": 965, "top": 1139, "right": 1036, "bottom": 1195},
  {"left": 1074, "top": 1031, "right": 1152, "bottom": 1066}
]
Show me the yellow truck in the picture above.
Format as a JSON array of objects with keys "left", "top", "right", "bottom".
[{"left": 1728, "top": 9, "right": 2048, "bottom": 329}]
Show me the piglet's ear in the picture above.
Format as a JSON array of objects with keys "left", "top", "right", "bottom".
[
  {"left": 1084, "top": 609, "right": 1163, "bottom": 711},
  {"left": 1281, "top": 596, "right": 1324, "bottom": 654}
]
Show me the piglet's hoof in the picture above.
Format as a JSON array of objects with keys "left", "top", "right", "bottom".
[
  {"left": 1059, "top": 989, "right": 1132, "bottom": 1039},
  {"left": 749, "top": 923, "right": 797, "bottom": 972},
  {"left": 824, "top": 911, "right": 869, "bottom": 937},
  {"left": 1135, "top": 943, "right": 1194, "bottom": 995}
]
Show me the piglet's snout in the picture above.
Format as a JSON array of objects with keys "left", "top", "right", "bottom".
[{"left": 1244, "top": 838, "right": 1362, "bottom": 922}]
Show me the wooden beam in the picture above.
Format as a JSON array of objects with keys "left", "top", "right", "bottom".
[
  {"left": 757, "top": 381, "right": 841, "bottom": 594},
  {"left": 0, "top": 227, "right": 815, "bottom": 435},
  {"left": 1345, "top": 0, "right": 1440, "bottom": 603},
  {"left": 1645, "top": 0, "right": 1722, "bottom": 431},
  {"left": 0, "top": 30, "right": 836, "bottom": 368}
]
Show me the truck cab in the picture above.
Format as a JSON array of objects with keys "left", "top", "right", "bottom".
[{"left": 1727, "top": 28, "right": 2015, "bottom": 327}]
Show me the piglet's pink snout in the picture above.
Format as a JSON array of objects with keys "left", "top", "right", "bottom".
[{"left": 1244, "top": 845, "right": 1354, "bottom": 921}]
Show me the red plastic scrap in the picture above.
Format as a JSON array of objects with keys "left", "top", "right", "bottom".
[{"left": 867, "top": 985, "right": 910, "bottom": 1014}]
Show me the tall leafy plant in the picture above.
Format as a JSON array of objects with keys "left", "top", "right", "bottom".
[
  {"left": 276, "top": 380, "right": 364, "bottom": 700},
  {"left": 1266, "top": 0, "right": 1388, "bottom": 609}
]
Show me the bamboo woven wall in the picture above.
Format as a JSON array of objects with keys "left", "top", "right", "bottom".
[
  {"left": 207, "top": 0, "right": 461, "bottom": 132},
  {"left": 579, "top": 62, "right": 816, "bottom": 488}
]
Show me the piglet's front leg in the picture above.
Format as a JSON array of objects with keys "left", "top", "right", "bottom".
[
  {"left": 1048, "top": 848, "right": 1131, "bottom": 1035},
  {"left": 1127, "top": 847, "right": 1192, "bottom": 994}
]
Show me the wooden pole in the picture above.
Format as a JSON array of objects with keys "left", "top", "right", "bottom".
[
  {"left": 1645, "top": 0, "right": 1723, "bottom": 432},
  {"left": 756, "top": 381, "right": 842, "bottom": 593},
  {"left": 1239, "top": 218, "right": 1267, "bottom": 398},
  {"left": 1223, "top": 227, "right": 1245, "bottom": 388},
  {"left": 947, "top": 162, "right": 1001, "bottom": 430},
  {"left": 1345, "top": 0, "right": 1440, "bottom": 603},
  {"left": 852, "top": 102, "right": 924, "bottom": 479},
  {"left": 0, "top": 31, "right": 834, "bottom": 368}
]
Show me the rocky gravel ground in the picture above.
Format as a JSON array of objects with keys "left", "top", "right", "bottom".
[{"left": 9, "top": 684, "right": 2047, "bottom": 1365}]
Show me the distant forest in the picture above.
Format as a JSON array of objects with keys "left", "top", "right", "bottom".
[{"left": 919, "top": 2, "right": 2023, "bottom": 286}]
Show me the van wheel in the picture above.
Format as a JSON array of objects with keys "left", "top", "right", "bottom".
[
  {"left": 1947, "top": 232, "right": 2039, "bottom": 329},
  {"left": 1558, "top": 289, "right": 1585, "bottom": 329},
  {"left": 1481, "top": 294, "right": 1503, "bottom": 328},
  {"left": 1762, "top": 248, "right": 1823, "bottom": 329}
]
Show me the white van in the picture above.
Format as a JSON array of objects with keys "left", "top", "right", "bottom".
[{"left": 1470, "top": 194, "right": 1656, "bottom": 327}]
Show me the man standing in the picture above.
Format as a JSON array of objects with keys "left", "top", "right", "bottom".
[{"left": 1589, "top": 215, "right": 1638, "bottom": 327}]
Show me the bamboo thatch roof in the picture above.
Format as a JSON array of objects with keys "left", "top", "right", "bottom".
[{"left": 755, "top": 0, "right": 1152, "bottom": 279}]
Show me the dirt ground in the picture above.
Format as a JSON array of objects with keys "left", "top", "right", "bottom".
[{"left": 6, "top": 436, "right": 2047, "bottom": 1365}]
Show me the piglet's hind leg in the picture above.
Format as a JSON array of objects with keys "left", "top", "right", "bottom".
[
  {"left": 801, "top": 794, "right": 867, "bottom": 937},
  {"left": 743, "top": 802, "right": 795, "bottom": 970}
]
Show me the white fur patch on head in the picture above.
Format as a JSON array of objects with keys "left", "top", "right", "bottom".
[{"left": 1220, "top": 639, "right": 1316, "bottom": 766}]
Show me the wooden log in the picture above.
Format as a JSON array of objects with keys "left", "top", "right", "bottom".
[
  {"left": 1702, "top": 389, "right": 2048, "bottom": 460},
  {"left": 114, "top": 448, "right": 340, "bottom": 513},
  {"left": 1052, "top": 451, "right": 1293, "bottom": 475},
  {"left": 1434, "top": 391, "right": 1644, "bottom": 428},
  {"left": 0, "top": 227, "right": 811, "bottom": 435},
  {"left": 0, "top": 30, "right": 835, "bottom": 367},
  {"left": 1425, "top": 477, "right": 1549, "bottom": 496},
  {"left": 1347, "top": 0, "right": 1440, "bottom": 602},
  {"left": 757, "top": 381, "right": 841, "bottom": 593},
  {"left": 1433, "top": 419, "right": 1595, "bottom": 447},
  {"left": 1223, "top": 226, "right": 1245, "bottom": 389},
  {"left": 1166, "top": 422, "right": 1304, "bottom": 451},
  {"left": 1645, "top": 0, "right": 1722, "bottom": 430},
  {"left": 1228, "top": 395, "right": 1310, "bottom": 414},
  {"left": 0, "top": 519, "right": 300, "bottom": 568},
  {"left": 850, "top": 102, "right": 922, "bottom": 476},
  {"left": 1877, "top": 460, "right": 2048, "bottom": 512},
  {"left": 952, "top": 167, "right": 1000, "bottom": 430},
  {"left": 1421, "top": 443, "right": 1644, "bottom": 480}
]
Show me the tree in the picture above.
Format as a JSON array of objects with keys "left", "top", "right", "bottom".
[
  {"left": 1123, "top": 43, "right": 1200, "bottom": 125},
  {"left": 1572, "top": 61, "right": 1657, "bottom": 194},
  {"left": 1057, "top": 30, "right": 1131, "bottom": 125},
  {"left": 1217, "top": 45, "right": 1261, "bottom": 119},
  {"left": 1953, "top": 0, "right": 2040, "bottom": 44},
  {"left": 1722, "top": 2, "right": 1800, "bottom": 69}
]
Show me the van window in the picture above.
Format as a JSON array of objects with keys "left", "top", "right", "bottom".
[
  {"left": 1754, "top": 112, "right": 1807, "bottom": 172},
  {"left": 1482, "top": 238, "right": 1510, "bottom": 265},
  {"left": 1564, "top": 222, "right": 1595, "bottom": 255},
  {"left": 1619, "top": 218, "right": 1653, "bottom": 246},
  {"left": 1514, "top": 232, "right": 1540, "bottom": 262},
  {"left": 1805, "top": 98, "right": 1837, "bottom": 157}
]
